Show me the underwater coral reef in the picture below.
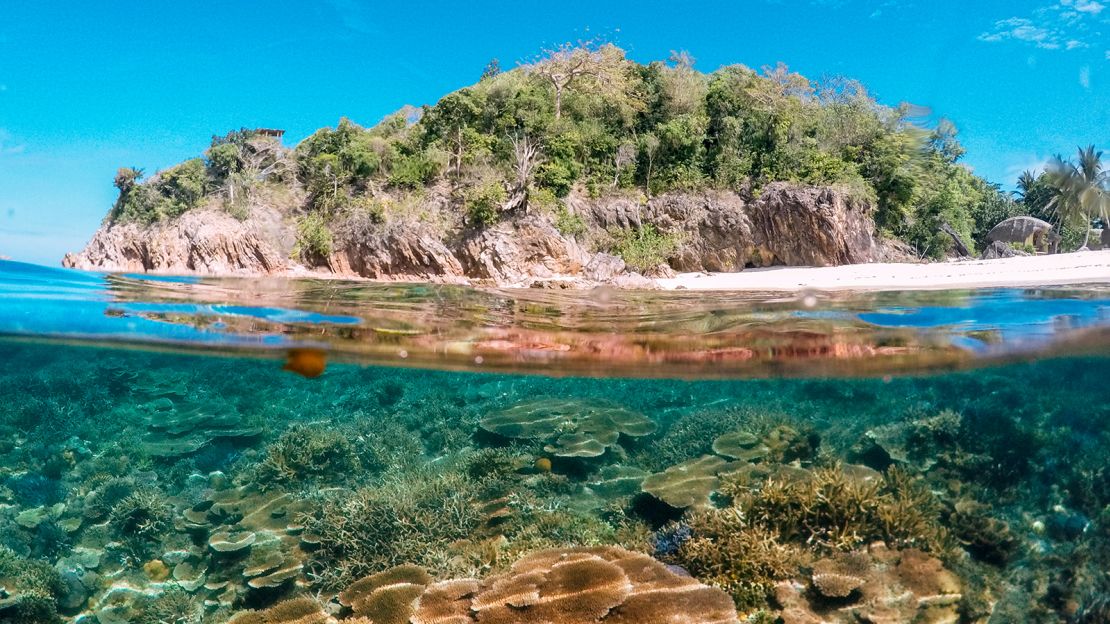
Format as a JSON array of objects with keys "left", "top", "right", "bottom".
[{"left": 0, "top": 342, "right": 1107, "bottom": 623}]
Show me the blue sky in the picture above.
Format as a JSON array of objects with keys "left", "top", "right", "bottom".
[{"left": 1, "top": 0, "right": 1107, "bottom": 265}]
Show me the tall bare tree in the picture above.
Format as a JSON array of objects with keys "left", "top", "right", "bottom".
[{"left": 526, "top": 40, "right": 629, "bottom": 120}]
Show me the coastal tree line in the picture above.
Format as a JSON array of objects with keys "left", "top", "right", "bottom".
[{"left": 105, "top": 41, "right": 1108, "bottom": 260}]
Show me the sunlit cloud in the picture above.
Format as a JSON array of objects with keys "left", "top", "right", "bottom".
[
  {"left": 1079, "top": 65, "right": 1092, "bottom": 87},
  {"left": 980, "top": 1, "right": 1109, "bottom": 51}
]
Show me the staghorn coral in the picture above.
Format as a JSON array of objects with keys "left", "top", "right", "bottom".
[
  {"left": 250, "top": 424, "right": 361, "bottom": 488},
  {"left": 0, "top": 545, "right": 65, "bottom": 624},
  {"left": 670, "top": 509, "right": 805, "bottom": 610},
  {"left": 134, "top": 586, "right": 201, "bottom": 624},
  {"left": 722, "top": 464, "right": 950, "bottom": 553},
  {"left": 299, "top": 469, "right": 484, "bottom": 588},
  {"left": 108, "top": 487, "right": 172, "bottom": 540},
  {"left": 480, "top": 397, "right": 656, "bottom": 458}
]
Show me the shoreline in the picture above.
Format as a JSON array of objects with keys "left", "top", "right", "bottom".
[{"left": 655, "top": 250, "right": 1110, "bottom": 292}]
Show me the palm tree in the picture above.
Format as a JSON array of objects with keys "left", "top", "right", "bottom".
[
  {"left": 1016, "top": 170, "right": 1038, "bottom": 201},
  {"left": 1045, "top": 145, "right": 1110, "bottom": 250}
]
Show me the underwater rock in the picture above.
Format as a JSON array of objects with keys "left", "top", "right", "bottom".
[
  {"left": 775, "top": 544, "right": 961, "bottom": 624},
  {"left": 480, "top": 397, "right": 656, "bottom": 458},
  {"left": 56, "top": 567, "right": 90, "bottom": 612},
  {"left": 641, "top": 455, "right": 737, "bottom": 509}
]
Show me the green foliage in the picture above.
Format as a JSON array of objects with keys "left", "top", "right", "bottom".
[
  {"left": 553, "top": 204, "right": 587, "bottom": 236},
  {"left": 463, "top": 179, "right": 506, "bottom": 227},
  {"left": 608, "top": 224, "right": 681, "bottom": 272},
  {"left": 295, "top": 213, "right": 333, "bottom": 261},
  {"left": 1045, "top": 145, "right": 1109, "bottom": 250},
  {"left": 109, "top": 159, "right": 207, "bottom": 223},
  {"left": 389, "top": 151, "right": 441, "bottom": 189}
]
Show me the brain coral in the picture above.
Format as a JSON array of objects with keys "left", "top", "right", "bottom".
[{"left": 480, "top": 398, "right": 657, "bottom": 458}]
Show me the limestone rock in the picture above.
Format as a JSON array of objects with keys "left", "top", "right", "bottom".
[
  {"left": 329, "top": 225, "right": 464, "bottom": 281},
  {"left": 63, "top": 208, "right": 288, "bottom": 275},
  {"left": 458, "top": 215, "right": 591, "bottom": 284}
]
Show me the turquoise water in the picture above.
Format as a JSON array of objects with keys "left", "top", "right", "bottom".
[{"left": 1, "top": 260, "right": 1109, "bottom": 623}]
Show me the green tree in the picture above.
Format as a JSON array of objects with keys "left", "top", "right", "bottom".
[{"left": 1045, "top": 145, "right": 1109, "bottom": 249}]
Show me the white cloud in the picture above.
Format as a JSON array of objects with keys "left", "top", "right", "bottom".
[
  {"left": 980, "top": 1, "right": 1110, "bottom": 51},
  {"left": 1065, "top": 0, "right": 1101, "bottom": 13},
  {"left": 979, "top": 17, "right": 1062, "bottom": 48},
  {"left": 1080, "top": 65, "right": 1092, "bottom": 87}
]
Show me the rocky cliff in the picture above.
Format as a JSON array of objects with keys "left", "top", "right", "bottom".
[{"left": 63, "top": 183, "right": 883, "bottom": 287}]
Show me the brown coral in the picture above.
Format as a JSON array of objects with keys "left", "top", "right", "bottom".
[
  {"left": 339, "top": 564, "right": 431, "bottom": 623},
  {"left": 480, "top": 398, "right": 656, "bottom": 458},
  {"left": 226, "top": 596, "right": 333, "bottom": 624},
  {"left": 641, "top": 455, "right": 736, "bottom": 508},
  {"left": 342, "top": 547, "right": 739, "bottom": 624}
]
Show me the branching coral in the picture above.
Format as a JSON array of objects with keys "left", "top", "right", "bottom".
[
  {"left": 723, "top": 465, "right": 950, "bottom": 552},
  {"left": 251, "top": 424, "right": 361, "bottom": 488},
  {"left": 669, "top": 510, "right": 804, "bottom": 610},
  {"left": 299, "top": 469, "right": 484, "bottom": 588},
  {"left": 0, "top": 545, "right": 65, "bottom": 624},
  {"left": 108, "top": 487, "right": 172, "bottom": 539}
]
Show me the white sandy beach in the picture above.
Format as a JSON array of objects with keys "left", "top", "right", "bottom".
[{"left": 656, "top": 250, "right": 1110, "bottom": 291}]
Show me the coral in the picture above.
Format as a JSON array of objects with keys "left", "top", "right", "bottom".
[
  {"left": 226, "top": 597, "right": 332, "bottom": 624},
  {"left": 139, "top": 399, "right": 262, "bottom": 459},
  {"left": 648, "top": 408, "right": 813, "bottom": 471},
  {"left": 773, "top": 544, "right": 962, "bottom": 624},
  {"left": 947, "top": 499, "right": 1018, "bottom": 565},
  {"left": 641, "top": 455, "right": 736, "bottom": 508},
  {"left": 251, "top": 424, "right": 361, "bottom": 488},
  {"left": 143, "top": 559, "right": 170, "bottom": 581},
  {"left": 851, "top": 409, "right": 962, "bottom": 472},
  {"left": 338, "top": 564, "right": 431, "bottom": 623},
  {"left": 671, "top": 511, "right": 804, "bottom": 610},
  {"left": 0, "top": 545, "right": 65, "bottom": 624},
  {"left": 108, "top": 487, "right": 172, "bottom": 539},
  {"left": 82, "top": 476, "right": 137, "bottom": 521},
  {"left": 134, "top": 587, "right": 201, "bottom": 624},
  {"left": 722, "top": 464, "right": 950, "bottom": 552},
  {"left": 300, "top": 470, "right": 484, "bottom": 588},
  {"left": 480, "top": 397, "right": 656, "bottom": 458},
  {"left": 712, "top": 431, "right": 771, "bottom": 462}
]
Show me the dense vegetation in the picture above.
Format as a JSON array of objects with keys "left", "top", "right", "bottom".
[{"left": 105, "top": 42, "right": 1105, "bottom": 259}]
